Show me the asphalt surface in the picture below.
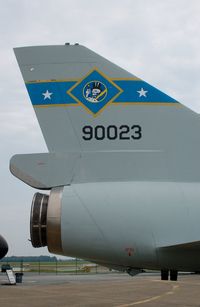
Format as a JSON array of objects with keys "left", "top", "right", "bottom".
[{"left": 0, "top": 272, "right": 200, "bottom": 306}]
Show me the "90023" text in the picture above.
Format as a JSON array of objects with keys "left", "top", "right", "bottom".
[{"left": 82, "top": 125, "right": 142, "bottom": 141}]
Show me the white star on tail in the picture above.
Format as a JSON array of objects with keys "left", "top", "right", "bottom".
[
  {"left": 137, "top": 88, "right": 148, "bottom": 97},
  {"left": 42, "top": 90, "right": 53, "bottom": 100}
]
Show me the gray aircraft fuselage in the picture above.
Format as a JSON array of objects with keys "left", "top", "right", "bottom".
[{"left": 11, "top": 44, "right": 200, "bottom": 278}]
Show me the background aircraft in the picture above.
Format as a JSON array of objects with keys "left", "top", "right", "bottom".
[
  {"left": 10, "top": 44, "right": 200, "bottom": 281},
  {"left": 0, "top": 235, "right": 8, "bottom": 259}
]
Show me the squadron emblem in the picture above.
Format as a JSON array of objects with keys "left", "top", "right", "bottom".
[
  {"left": 83, "top": 81, "right": 107, "bottom": 103},
  {"left": 67, "top": 68, "right": 123, "bottom": 115}
]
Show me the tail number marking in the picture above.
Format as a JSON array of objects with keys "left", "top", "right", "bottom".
[{"left": 82, "top": 125, "right": 142, "bottom": 141}]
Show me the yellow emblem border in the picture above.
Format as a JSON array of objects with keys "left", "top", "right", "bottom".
[{"left": 67, "top": 67, "right": 123, "bottom": 116}]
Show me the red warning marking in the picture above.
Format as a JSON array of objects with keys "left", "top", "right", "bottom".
[{"left": 125, "top": 247, "right": 134, "bottom": 256}]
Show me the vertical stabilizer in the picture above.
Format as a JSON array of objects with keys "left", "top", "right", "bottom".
[{"left": 13, "top": 44, "right": 200, "bottom": 183}]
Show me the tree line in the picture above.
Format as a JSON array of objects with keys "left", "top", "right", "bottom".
[{"left": 0, "top": 256, "right": 68, "bottom": 262}]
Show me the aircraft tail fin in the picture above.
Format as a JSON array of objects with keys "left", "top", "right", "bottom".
[{"left": 13, "top": 44, "right": 200, "bottom": 184}]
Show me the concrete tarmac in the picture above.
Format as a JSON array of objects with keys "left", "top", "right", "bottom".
[{"left": 0, "top": 272, "right": 200, "bottom": 306}]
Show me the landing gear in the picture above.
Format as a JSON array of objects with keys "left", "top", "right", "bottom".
[
  {"left": 161, "top": 269, "right": 178, "bottom": 281},
  {"left": 170, "top": 270, "right": 178, "bottom": 281},
  {"left": 161, "top": 269, "right": 169, "bottom": 280}
]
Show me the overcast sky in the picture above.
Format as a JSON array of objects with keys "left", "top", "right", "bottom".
[{"left": 1, "top": 0, "right": 200, "bottom": 257}]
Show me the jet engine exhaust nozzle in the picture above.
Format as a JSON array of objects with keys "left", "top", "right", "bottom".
[{"left": 30, "top": 192, "right": 49, "bottom": 248}]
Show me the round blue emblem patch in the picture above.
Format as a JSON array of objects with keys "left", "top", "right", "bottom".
[{"left": 83, "top": 81, "right": 107, "bottom": 103}]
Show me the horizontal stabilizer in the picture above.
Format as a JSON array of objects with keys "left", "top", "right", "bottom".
[{"left": 10, "top": 153, "right": 79, "bottom": 189}]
